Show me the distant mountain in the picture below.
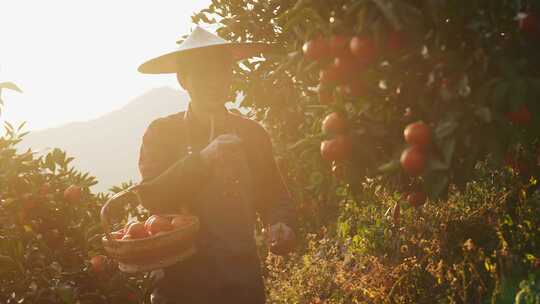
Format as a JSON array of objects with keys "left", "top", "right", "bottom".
[{"left": 18, "top": 87, "right": 189, "bottom": 193}]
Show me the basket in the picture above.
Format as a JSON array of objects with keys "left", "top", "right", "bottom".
[{"left": 100, "top": 185, "right": 200, "bottom": 273}]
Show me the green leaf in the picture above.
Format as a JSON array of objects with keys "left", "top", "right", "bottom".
[
  {"left": 425, "top": 170, "right": 449, "bottom": 199},
  {"left": 16, "top": 121, "right": 27, "bottom": 132},
  {"left": 56, "top": 285, "right": 75, "bottom": 304},
  {"left": 45, "top": 153, "right": 56, "bottom": 172},
  {"left": 0, "top": 82, "right": 23, "bottom": 93},
  {"left": 491, "top": 81, "right": 510, "bottom": 110},
  {"left": 427, "top": 156, "right": 449, "bottom": 171},
  {"left": 4, "top": 121, "right": 14, "bottom": 132},
  {"left": 53, "top": 148, "right": 64, "bottom": 164},
  {"left": 372, "top": 0, "right": 403, "bottom": 30},
  {"left": 309, "top": 171, "right": 324, "bottom": 185},
  {"left": 286, "top": 135, "right": 320, "bottom": 151},
  {"left": 474, "top": 107, "right": 492, "bottom": 123},
  {"left": 434, "top": 119, "right": 459, "bottom": 140},
  {"left": 377, "top": 159, "right": 400, "bottom": 173},
  {"left": 441, "top": 138, "right": 456, "bottom": 165}
]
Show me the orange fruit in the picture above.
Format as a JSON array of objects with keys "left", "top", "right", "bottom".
[
  {"left": 321, "top": 112, "right": 347, "bottom": 135},
  {"left": 505, "top": 105, "right": 532, "bottom": 125},
  {"left": 124, "top": 220, "right": 138, "bottom": 233},
  {"left": 519, "top": 12, "right": 539, "bottom": 34},
  {"left": 302, "top": 37, "right": 330, "bottom": 61},
  {"left": 319, "top": 67, "right": 340, "bottom": 85},
  {"left": 146, "top": 215, "right": 173, "bottom": 235},
  {"left": 124, "top": 222, "right": 148, "bottom": 239},
  {"left": 90, "top": 255, "right": 108, "bottom": 273},
  {"left": 64, "top": 185, "right": 82, "bottom": 203},
  {"left": 400, "top": 146, "right": 426, "bottom": 176},
  {"left": 318, "top": 86, "right": 334, "bottom": 104},
  {"left": 333, "top": 55, "right": 359, "bottom": 79},
  {"left": 328, "top": 35, "right": 351, "bottom": 58},
  {"left": 320, "top": 135, "right": 352, "bottom": 162},
  {"left": 144, "top": 215, "right": 158, "bottom": 231},
  {"left": 350, "top": 36, "right": 375, "bottom": 63},
  {"left": 404, "top": 121, "right": 431, "bottom": 148}
]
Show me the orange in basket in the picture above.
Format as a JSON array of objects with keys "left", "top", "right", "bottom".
[{"left": 100, "top": 185, "right": 199, "bottom": 273}]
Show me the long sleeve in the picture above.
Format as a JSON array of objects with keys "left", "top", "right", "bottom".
[
  {"left": 254, "top": 128, "right": 296, "bottom": 229},
  {"left": 137, "top": 118, "right": 210, "bottom": 214}
]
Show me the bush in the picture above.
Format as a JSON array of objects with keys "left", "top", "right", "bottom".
[
  {"left": 0, "top": 125, "right": 152, "bottom": 303},
  {"left": 265, "top": 164, "right": 540, "bottom": 303}
]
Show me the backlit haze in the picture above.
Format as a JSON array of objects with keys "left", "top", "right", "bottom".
[{"left": 0, "top": 0, "right": 211, "bottom": 131}]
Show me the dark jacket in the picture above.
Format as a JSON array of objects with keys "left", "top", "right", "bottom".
[{"left": 137, "top": 107, "right": 295, "bottom": 303}]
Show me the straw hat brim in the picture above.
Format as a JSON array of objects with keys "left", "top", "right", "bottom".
[{"left": 138, "top": 42, "right": 272, "bottom": 74}]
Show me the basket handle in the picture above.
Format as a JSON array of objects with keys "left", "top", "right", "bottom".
[{"left": 100, "top": 184, "right": 141, "bottom": 243}]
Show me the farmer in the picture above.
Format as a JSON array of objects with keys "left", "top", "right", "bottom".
[{"left": 134, "top": 26, "right": 296, "bottom": 304}]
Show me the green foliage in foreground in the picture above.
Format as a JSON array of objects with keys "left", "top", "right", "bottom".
[
  {"left": 0, "top": 127, "right": 153, "bottom": 303},
  {"left": 265, "top": 165, "right": 540, "bottom": 303}
]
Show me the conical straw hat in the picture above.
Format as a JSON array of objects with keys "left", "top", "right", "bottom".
[{"left": 138, "top": 26, "right": 271, "bottom": 74}]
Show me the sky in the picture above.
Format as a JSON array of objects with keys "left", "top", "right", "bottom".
[{"left": 0, "top": 0, "right": 212, "bottom": 131}]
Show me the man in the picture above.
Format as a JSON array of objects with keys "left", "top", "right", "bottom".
[{"left": 134, "top": 26, "right": 296, "bottom": 304}]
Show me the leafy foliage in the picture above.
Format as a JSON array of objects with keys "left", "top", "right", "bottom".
[
  {"left": 2, "top": 0, "right": 540, "bottom": 302},
  {"left": 193, "top": 0, "right": 540, "bottom": 302},
  {"left": 0, "top": 124, "right": 152, "bottom": 303},
  {"left": 265, "top": 166, "right": 540, "bottom": 303},
  {"left": 0, "top": 81, "right": 23, "bottom": 116},
  {"left": 194, "top": 0, "right": 540, "bottom": 200}
]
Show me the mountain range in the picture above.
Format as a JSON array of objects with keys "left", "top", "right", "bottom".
[{"left": 18, "top": 87, "right": 189, "bottom": 193}]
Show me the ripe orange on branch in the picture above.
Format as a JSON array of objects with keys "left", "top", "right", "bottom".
[
  {"left": 400, "top": 146, "right": 426, "bottom": 176},
  {"left": 90, "top": 255, "right": 108, "bottom": 273},
  {"left": 328, "top": 35, "right": 351, "bottom": 58},
  {"left": 518, "top": 12, "right": 539, "bottom": 34},
  {"left": 320, "top": 135, "right": 352, "bottom": 162},
  {"left": 404, "top": 121, "right": 431, "bottom": 148},
  {"left": 64, "top": 185, "right": 82, "bottom": 203},
  {"left": 319, "top": 67, "right": 340, "bottom": 85},
  {"left": 318, "top": 86, "right": 334, "bottom": 104},
  {"left": 302, "top": 37, "right": 330, "bottom": 61},
  {"left": 322, "top": 112, "right": 347, "bottom": 135},
  {"left": 333, "top": 55, "right": 359, "bottom": 80},
  {"left": 505, "top": 105, "right": 532, "bottom": 125},
  {"left": 350, "top": 36, "right": 376, "bottom": 63}
]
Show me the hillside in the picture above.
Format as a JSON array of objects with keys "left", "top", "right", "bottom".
[{"left": 18, "top": 86, "right": 189, "bottom": 193}]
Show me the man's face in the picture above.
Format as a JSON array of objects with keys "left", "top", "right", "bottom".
[{"left": 177, "top": 52, "right": 234, "bottom": 112}]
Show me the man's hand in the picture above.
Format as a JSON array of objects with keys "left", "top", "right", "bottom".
[
  {"left": 200, "top": 134, "right": 242, "bottom": 165},
  {"left": 266, "top": 222, "right": 296, "bottom": 255}
]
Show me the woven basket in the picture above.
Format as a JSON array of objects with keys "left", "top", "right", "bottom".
[{"left": 100, "top": 185, "right": 199, "bottom": 273}]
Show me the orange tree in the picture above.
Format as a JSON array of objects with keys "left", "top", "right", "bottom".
[
  {"left": 0, "top": 123, "right": 153, "bottom": 303},
  {"left": 193, "top": 0, "right": 540, "bottom": 222},
  {"left": 192, "top": 1, "right": 540, "bottom": 302}
]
